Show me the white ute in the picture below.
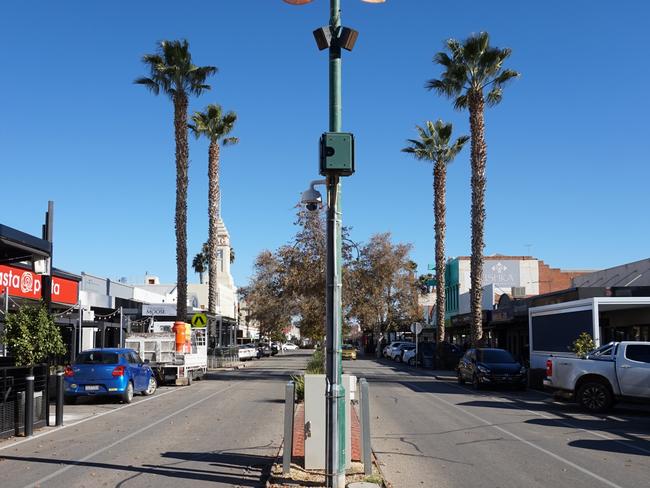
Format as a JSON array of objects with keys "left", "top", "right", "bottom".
[{"left": 544, "top": 341, "right": 650, "bottom": 412}]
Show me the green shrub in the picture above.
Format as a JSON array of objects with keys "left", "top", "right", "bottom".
[
  {"left": 292, "top": 349, "right": 326, "bottom": 402},
  {"left": 2, "top": 302, "right": 66, "bottom": 366},
  {"left": 572, "top": 332, "right": 596, "bottom": 359},
  {"left": 292, "top": 374, "right": 305, "bottom": 401},
  {"left": 306, "top": 348, "right": 325, "bottom": 374}
]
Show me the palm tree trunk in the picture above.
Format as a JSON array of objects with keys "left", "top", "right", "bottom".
[
  {"left": 468, "top": 91, "right": 487, "bottom": 347},
  {"left": 174, "top": 93, "right": 189, "bottom": 322},
  {"left": 208, "top": 140, "right": 220, "bottom": 315},
  {"left": 433, "top": 161, "right": 447, "bottom": 346}
]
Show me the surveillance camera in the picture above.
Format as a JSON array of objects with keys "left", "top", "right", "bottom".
[{"left": 301, "top": 184, "right": 323, "bottom": 211}]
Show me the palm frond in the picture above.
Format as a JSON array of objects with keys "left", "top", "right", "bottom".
[
  {"left": 453, "top": 94, "right": 468, "bottom": 110},
  {"left": 134, "top": 77, "right": 160, "bottom": 95},
  {"left": 136, "top": 39, "right": 216, "bottom": 100},
  {"left": 485, "top": 87, "right": 503, "bottom": 106}
]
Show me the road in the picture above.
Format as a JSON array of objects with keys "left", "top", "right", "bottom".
[
  {"left": 344, "top": 355, "right": 650, "bottom": 488},
  {"left": 0, "top": 351, "right": 309, "bottom": 488}
]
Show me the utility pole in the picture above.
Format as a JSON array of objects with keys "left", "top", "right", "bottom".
[
  {"left": 42, "top": 201, "right": 54, "bottom": 313},
  {"left": 324, "top": 1, "right": 346, "bottom": 486}
]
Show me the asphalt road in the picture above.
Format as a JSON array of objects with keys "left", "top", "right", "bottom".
[
  {"left": 0, "top": 351, "right": 310, "bottom": 488},
  {"left": 344, "top": 355, "right": 650, "bottom": 488}
]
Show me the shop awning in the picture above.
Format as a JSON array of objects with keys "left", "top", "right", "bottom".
[{"left": 0, "top": 224, "right": 51, "bottom": 265}]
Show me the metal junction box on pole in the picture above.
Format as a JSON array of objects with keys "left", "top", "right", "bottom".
[{"left": 320, "top": 132, "right": 355, "bottom": 176}]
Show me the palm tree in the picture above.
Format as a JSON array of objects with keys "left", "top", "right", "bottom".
[
  {"left": 192, "top": 242, "right": 209, "bottom": 284},
  {"left": 403, "top": 120, "right": 468, "bottom": 348},
  {"left": 135, "top": 40, "right": 217, "bottom": 322},
  {"left": 427, "top": 32, "right": 519, "bottom": 346},
  {"left": 189, "top": 104, "right": 238, "bottom": 315}
]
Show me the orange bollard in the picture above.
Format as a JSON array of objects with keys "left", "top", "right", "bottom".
[{"left": 173, "top": 321, "right": 186, "bottom": 353}]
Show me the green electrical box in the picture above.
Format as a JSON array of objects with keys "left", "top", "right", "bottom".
[{"left": 319, "top": 132, "right": 355, "bottom": 176}]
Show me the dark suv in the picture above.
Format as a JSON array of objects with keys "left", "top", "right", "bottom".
[{"left": 457, "top": 348, "right": 527, "bottom": 390}]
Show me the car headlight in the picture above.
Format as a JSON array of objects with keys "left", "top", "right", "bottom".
[
  {"left": 519, "top": 367, "right": 527, "bottom": 374},
  {"left": 477, "top": 365, "right": 491, "bottom": 374}
]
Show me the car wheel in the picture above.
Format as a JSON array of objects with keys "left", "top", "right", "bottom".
[
  {"left": 395, "top": 355, "right": 401, "bottom": 363},
  {"left": 408, "top": 357, "right": 415, "bottom": 367},
  {"left": 143, "top": 376, "right": 157, "bottom": 396},
  {"left": 122, "top": 382, "right": 134, "bottom": 404},
  {"left": 472, "top": 374, "right": 481, "bottom": 390},
  {"left": 577, "top": 381, "right": 612, "bottom": 413},
  {"left": 457, "top": 371, "right": 465, "bottom": 385}
]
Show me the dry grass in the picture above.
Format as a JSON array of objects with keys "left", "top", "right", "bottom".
[{"left": 267, "top": 461, "right": 385, "bottom": 487}]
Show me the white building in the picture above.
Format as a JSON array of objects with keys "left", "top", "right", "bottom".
[{"left": 138, "top": 218, "right": 238, "bottom": 320}]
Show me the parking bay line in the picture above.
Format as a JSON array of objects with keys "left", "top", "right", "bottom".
[
  {"left": 404, "top": 381, "right": 625, "bottom": 488},
  {"left": 22, "top": 381, "right": 240, "bottom": 488}
]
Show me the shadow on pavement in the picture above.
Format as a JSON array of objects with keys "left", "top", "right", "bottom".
[
  {"left": 0, "top": 446, "right": 277, "bottom": 487},
  {"left": 566, "top": 439, "right": 650, "bottom": 456}
]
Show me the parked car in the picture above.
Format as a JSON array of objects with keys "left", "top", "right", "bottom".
[
  {"left": 282, "top": 343, "right": 299, "bottom": 351},
  {"left": 403, "top": 347, "right": 417, "bottom": 366},
  {"left": 457, "top": 348, "right": 527, "bottom": 390},
  {"left": 255, "top": 343, "right": 272, "bottom": 358},
  {"left": 64, "top": 348, "right": 157, "bottom": 404},
  {"left": 394, "top": 344, "right": 415, "bottom": 363},
  {"left": 544, "top": 341, "right": 650, "bottom": 412},
  {"left": 386, "top": 342, "right": 414, "bottom": 360},
  {"left": 342, "top": 344, "right": 357, "bottom": 360},
  {"left": 237, "top": 344, "right": 257, "bottom": 361}
]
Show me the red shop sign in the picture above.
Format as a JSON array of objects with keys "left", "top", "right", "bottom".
[{"left": 0, "top": 265, "right": 79, "bottom": 305}]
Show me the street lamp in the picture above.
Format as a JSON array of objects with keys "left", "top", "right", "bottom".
[{"left": 284, "top": 1, "right": 384, "bottom": 487}]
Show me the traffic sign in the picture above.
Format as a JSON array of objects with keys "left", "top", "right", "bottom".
[
  {"left": 191, "top": 312, "right": 207, "bottom": 327},
  {"left": 410, "top": 323, "right": 423, "bottom": 335}
]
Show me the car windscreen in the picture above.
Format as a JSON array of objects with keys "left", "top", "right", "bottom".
[
  {"left": 342, "top": 345, "right": 354, "bottom": 350},
  {"left": 76, "top": 352, "right": 119, "bottom": 365},
  {"left": 478, "top": 350, "right": 516, "bottom": 364}
]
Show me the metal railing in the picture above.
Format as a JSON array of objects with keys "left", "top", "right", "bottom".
[
  {"left": 1, "top": 363, "right": 48, "bottom": 439},
  {"left": 207, "top": 346, "right": 241, "bottom": 369}
]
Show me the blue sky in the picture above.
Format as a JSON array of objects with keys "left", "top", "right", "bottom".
[{"left": 1, "top": 1, "right": 648, "bottom": 287}]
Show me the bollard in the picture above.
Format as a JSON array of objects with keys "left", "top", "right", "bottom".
[
  {"left": 359, "top": 378, "right": 372, "bottom": 476},
  {"left": 55, "top": 371, "right": 64, "bottom": 426},
  {"left": 283, "top": 380, "right": 295, "bottom": 476},
  {"left": 24, "top": 375, "right": 34, "bottom": 437}
]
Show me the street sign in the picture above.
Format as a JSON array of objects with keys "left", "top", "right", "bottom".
[
  {"left": 191, "top": 312, "right": 207, "bottom": 327},
  {"left": 411, "top": 323, "right": 423, "bottom": 335}
]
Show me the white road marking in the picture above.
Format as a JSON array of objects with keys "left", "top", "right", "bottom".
[
  {"left": 0, "top": 387, "right": 183, "bottom": 452},
  {"left": 23, "top": 381, "right": 240, "bottom": 488},
  {"left": 406, "top": 381, "right": 626, "bottom": 488}
]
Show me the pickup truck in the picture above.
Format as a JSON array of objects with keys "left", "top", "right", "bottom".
[{"left": 544, "top": 341, "right": 650, "bottom": 412}]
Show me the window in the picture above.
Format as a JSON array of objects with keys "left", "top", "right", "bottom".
[
  {"left": 478, "top": 349, "right": 516, "bottom": 363},
  {"left": 625, "top": 345, "right": 650, "bottom": 363},
  {"left": 127, "top": 352, "right": 141, "bottom": 364},
  {"left": 76, "top": 352, "right": 118, "bottom": 365}
]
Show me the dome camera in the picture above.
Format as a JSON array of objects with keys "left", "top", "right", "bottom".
[{"left": 300, "top": 180, "right": 325, "bottom": 212}]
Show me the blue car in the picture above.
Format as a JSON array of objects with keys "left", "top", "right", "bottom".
[{"left": 64, "top": 348, "right": 157, "bottom": 404}]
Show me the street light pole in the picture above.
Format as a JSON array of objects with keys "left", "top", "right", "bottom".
[
  {"left": 323, "top": 2, "right": 347, "bottom": 486},
  {"left": 284, "top": 1, "right": 383, "bottom": 486}
]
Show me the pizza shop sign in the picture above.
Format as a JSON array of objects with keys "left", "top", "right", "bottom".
[{"left": 0, "top": 264, "right": 78, "bottom": 305}]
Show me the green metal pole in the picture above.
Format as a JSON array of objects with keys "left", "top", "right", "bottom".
[{"left": 325, "top": 1, "right": 346, "bottom": 487}]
